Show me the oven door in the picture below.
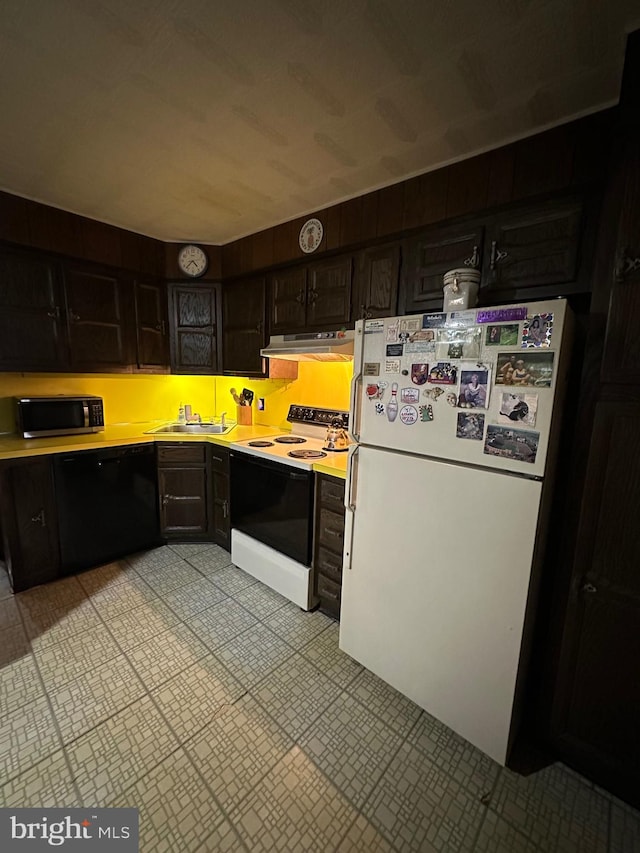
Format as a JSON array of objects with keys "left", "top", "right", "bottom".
[{"left": 230, "top": 451, "right": 314, "bottom": 566}]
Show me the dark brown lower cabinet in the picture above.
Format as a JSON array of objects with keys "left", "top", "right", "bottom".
[
  {"left": 210, "top": 446, "right": 230, "bottom": 551},
  {"left": 0, "top": 456, "right": 60, "bottom": 592},
  {"left": 313, "top": 473, "right": 346, "bottom": 619},
  {"left": 157, "top": 443, "right": 212, "bottom": 538}
]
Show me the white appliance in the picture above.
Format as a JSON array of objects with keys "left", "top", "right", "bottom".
[
  {"left": 340, "top": 298, "right": 572, "bottom": 764},
  {"left": 230, "top": 405, "right": 349, "bottom": 610}
]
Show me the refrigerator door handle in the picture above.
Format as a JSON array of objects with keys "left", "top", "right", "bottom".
[
  {"left": 343, "top": 445, "right": 360, "bottom": 571},
  {"left": 348, "top": 322, "right": 365, "bottom": 443}
]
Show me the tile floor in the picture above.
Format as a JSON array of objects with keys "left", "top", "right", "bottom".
[{"left": 1, "top": 543, "right": 638, "bottom": 852}]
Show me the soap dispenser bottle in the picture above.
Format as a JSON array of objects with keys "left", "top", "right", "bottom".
[{"left": 178, "top": 402, "right": 186, "bottom": 424}]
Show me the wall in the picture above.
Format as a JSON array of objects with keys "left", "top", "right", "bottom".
[{"left": 0, "top": 363, "right": 352, "bottom": 434}]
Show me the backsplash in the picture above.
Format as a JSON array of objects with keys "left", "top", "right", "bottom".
[{"left": 0, "top": 363, "right": 352, "bottom": 434}]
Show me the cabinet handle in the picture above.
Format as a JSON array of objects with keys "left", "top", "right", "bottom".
[
  {"left": 463, "top": 245, "right": 480, "bottom": 269},
  {"left": 582, "top": 582, "right": 597, "bottom": 594},
  {"left": 155, "top": 321, "right": 167, "bottom": 334},
  {"left": 490, "top": 241, "right": 508, "bottom": 269},
  {"left": 222, "top": 499, "right": 228, "bottom": 519},
  {"left": 296, "top": 288, "right": 306, "bottom": 305},
  {"left": 69, "top": 311, "right": 80, "bottom": 322},
  {"left": 614, "top": 248, "right": 640, "bottom": 283},
  {"left": 324, "top": 527, "right": 343, "bottom": 539},
  {"left": 256, "top": 319, "right": 263, "bottom": 335},
  {"left": 162, "top": 494, "right": 174, "bottom": 506},
  {"left": 31, "top": 509, "right": 46, "bottom": 526},
  {"left": 47, "top": 307, "right": 61, "bottom": 320},
  {"left": 308, "top": 289, "right": 317, "bottom": 304},
  {"left": 360, "top": 304, "right": 367, "bottom": 319}
]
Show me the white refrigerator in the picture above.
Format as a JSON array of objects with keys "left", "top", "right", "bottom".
[{"left": 340, "top": 298, "right": 572, "bottom": 764}]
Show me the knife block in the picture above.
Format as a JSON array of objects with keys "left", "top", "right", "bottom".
[{"left": 236, "top": 405, "right": 252, "bottom": 426}]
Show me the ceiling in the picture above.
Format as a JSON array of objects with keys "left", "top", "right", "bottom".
[{"left": 1, "top": 1, "right": 638, "bottom": 245}]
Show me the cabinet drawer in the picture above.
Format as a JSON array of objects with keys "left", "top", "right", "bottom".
[
  {"left": 317, "top": 508, "right": 345, "bottom": 550},
  {"left": 319, "top": 475, "right": 346, "bottom": 513},
  {"left": 317, "top": 574, "right": 341, "bottom": 619},
  {"left": 209, "top": 446, "right": 230, "bottom": 474},
  {"left": 316, "top": 546, "right": 343, "bottom": 584},
  {"left": 157, "top": 444, "right": 206, "bottom": 464}
]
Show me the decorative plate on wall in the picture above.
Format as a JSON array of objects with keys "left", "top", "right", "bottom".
[{"left": 299, "top": 218, "right": 323, "bottom": 254}]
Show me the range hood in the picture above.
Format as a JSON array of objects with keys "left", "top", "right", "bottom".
[{"left": 261, "top": 330, "right": 355, "bottom": 362}]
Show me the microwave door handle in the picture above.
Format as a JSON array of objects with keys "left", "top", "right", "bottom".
[
  {"left": 83, "top": 402, "right": 90, "bottom": 428},
  {"left": 343, "top": 445, "right": 360, "bottom": 572}
]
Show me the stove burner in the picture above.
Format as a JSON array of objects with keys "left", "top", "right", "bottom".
[
  {"left": 275, "top": 436, "right": 306, "bottom": 444},
  {"left": 248, "top": 440, "right": 274, "bottom": 447},
  {"left": 288, "top": 449, "right": 327, "bottom": 459}
]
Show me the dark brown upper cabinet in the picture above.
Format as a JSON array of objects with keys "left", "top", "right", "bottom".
[
  {"left": 481, "top": 199, "right": 585, "bottom": 299},
  {"left": 399, "top": 224, "right": 483, "bottom": 314},
  {"left": 270, "top": 267, "right": 307, "bottom": 333},
  {"left": 270, "top": 255, "right": 352, "bottom": 333},
  {"left": 352, "top": 243, "right": 400, "bottom": 321},
  {"left": 0, "top": 247, "right": 68, "bottom": 371},
  {"left": 222, "top": 276, "right": 267, "bottom": 375},
  {"left": 64, "top": 264, "right": 133, "bottom": 371},
  {"left": 133, "top": 277, "right": 169, "bottom": 371},
  {"left": 168, "top": 281, "right": 222, "bottom": 374}
]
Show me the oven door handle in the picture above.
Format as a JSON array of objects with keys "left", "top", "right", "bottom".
[
  {"left": 231, "top": 451, "right": 311, "bottom": 479},
  {"left": 343, "top": 445, "right": 359, "bottom": 572}
]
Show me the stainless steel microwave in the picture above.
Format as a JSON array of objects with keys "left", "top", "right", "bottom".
[{"left": 15, "top": 395, "right": 105, "bottom": 438}]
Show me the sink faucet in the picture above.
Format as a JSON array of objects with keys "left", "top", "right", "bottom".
[{"left": 220, "top": 411, "right": 227, "bottom": 429}]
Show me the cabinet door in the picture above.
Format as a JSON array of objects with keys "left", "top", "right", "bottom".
[
  {"left": 352, "top": 243, "right": 400, "bottom": 321},
  {"left": 483, "top": 200, "right": 583, "bottom": 297},
  {"left": 158, "top": 466, "right": 209, "bottom": 535},
  {"left": 399, "top": 224, "right": 483, "bottom": 313},
  {"left": 169, "top": 282, "right": 222, "bottom": 374},
  {"left": 134, "top": 278, "right": 169, "bottom": 370},
  {"left": 210, "top": 447, "right": 230, "bottom": 550},
  {"left": 64, "top": 265, "right": 133, "bottom": 370},
  {"left": 223, "top": 276, "right": 267, "bottom": 375},
  {"left": 0, "top": 458, "right": 60, "bottom": 592},
  {"left": 270, "top": 267, "right": 307, "bottom": 333},
  {"left": 307, "top": 256, "right": 352, "bottom": 328},
  {"left": 0, "top": 249, "right": 68, "bottom": 371}
]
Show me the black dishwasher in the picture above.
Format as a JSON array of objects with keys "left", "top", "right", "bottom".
[{"left": 54, "top": 444, "right": 161, "bottom": 572}]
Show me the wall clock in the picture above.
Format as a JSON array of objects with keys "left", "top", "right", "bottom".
[
  {"left": 299, "top": 218, "right": 323, "bottom": 254},
  {"left": 178, "top": 244, "right": 208, "bottom": 277}
]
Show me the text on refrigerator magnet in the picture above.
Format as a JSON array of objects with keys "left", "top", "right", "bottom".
[
  {"left": 364, "top": 362, "right": 380, "bottom": 376},
  {"left": 385, "top": 359, "right": 401, "bottom": 374},
  {"left": 400, "top": 405, "right": 418, "bottom": 425},
  {"left": 386, "top": 343, "right": 404, "bottom": 357},
  {"left": 364, "top": 319, "right": 385, "bottom": 334},
  {"left": 476, "top": 306, "right": 527, "bottom": 323},
  {"left": 422, "top": 312, "right": 448, "bottom": 329},
  {"left": 400, "top": 387, "right": 420, "bottom": 403}
]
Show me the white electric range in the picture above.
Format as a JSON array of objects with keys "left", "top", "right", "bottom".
[{"left": 229, "top": 405, "right": 349, "bottom": 609}]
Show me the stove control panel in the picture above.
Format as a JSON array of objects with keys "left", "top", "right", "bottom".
[{"left": 287, "top": 405, "right": 349, "bottom": 429}]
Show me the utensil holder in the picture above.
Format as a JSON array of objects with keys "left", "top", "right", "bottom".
[{"left": 237, "top": 405, "right": 252, "bottom": 426}]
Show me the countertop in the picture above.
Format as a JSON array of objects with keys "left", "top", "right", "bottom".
[{"left": 0, "top": 423, "right": 348, "bottom": 479}]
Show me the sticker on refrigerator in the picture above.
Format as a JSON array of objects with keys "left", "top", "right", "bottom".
[
  {"left": 521, "top": 313, "right": 553, "bottom": 348},
  {"left": 411, "top": 363, "right": 429, "bottom": 385},
  {"left": 495, "top": 351, "right": 554, "bottom": 387},
  {"left": 364, "top": 362, "right": 380, "bottom": 376},
  {"left": 405, "top": 341, "right": 436, "bottom": 354},
  {"left": 385, "top": 359, "right": 401, "bottom": 374},
  {"left": 484, "top": 425, "right": 539, "bottom": 464},
  {"left": 422, "top": 386, "right": 444, "bottom": 401},
  {"left": 458, "top": 368, "right": 490, "bottom": 409},
  {"left": 485, "top": 324, "right": 519, "bottom": 346},
  {"left": 386, "top": 343, "right": 404, "bottom": 357},
  {"left": 476, "top": 306, "right": 527, "bottom": 324},
  {"left": 399, "top": 404, "right": 418, "bottom": 425},
  {"left": 408, "top": 329, "right": 435, "bottom": 342},
  {"left": 399, "top": 317, "right": 422, "bottom": 333},
  {"left": 419, "top": 404, "right": 434, "bottom": 422},
  {"left": 366, "top": 381, "right": 388, "bottom": 401},
  {"left": 422, "top": 312, "right": 447, "bottom": 329},
  {"left": 498, "top": 393, "right": 538, "bottom": 427},
  {"left": 387, "top": 384, "right": 399, "bottom": 421},
  {"left": 400, "top": 387, "right": 420, "bottom": 403},
  {"left": 428, "top": 362, "right": 457, "bottom": 384},
  {"left": 364, "top": 319, "right": 385, "bottom": 334},
  {"left": 436, "top": 327, "right": 481, "bottom": 360},
  {"left": 447, "top": 310, "right": 476, "bottom": 328},
  {"left": 456, "top": 412, "right": 485, "bottom": 440},
  {"left": 385, "top": 324, "right": 399, "bottom": 343},
  {"left": 445, "top": 392, "right": 457, "bottom": 406},
  {"left": 374, "top": 402, "right": 385, "bottom": 415}
]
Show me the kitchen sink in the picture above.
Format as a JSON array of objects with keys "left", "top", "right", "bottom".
[{"left": 145, "top": 423, "right": 235, "bottom": 436}]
